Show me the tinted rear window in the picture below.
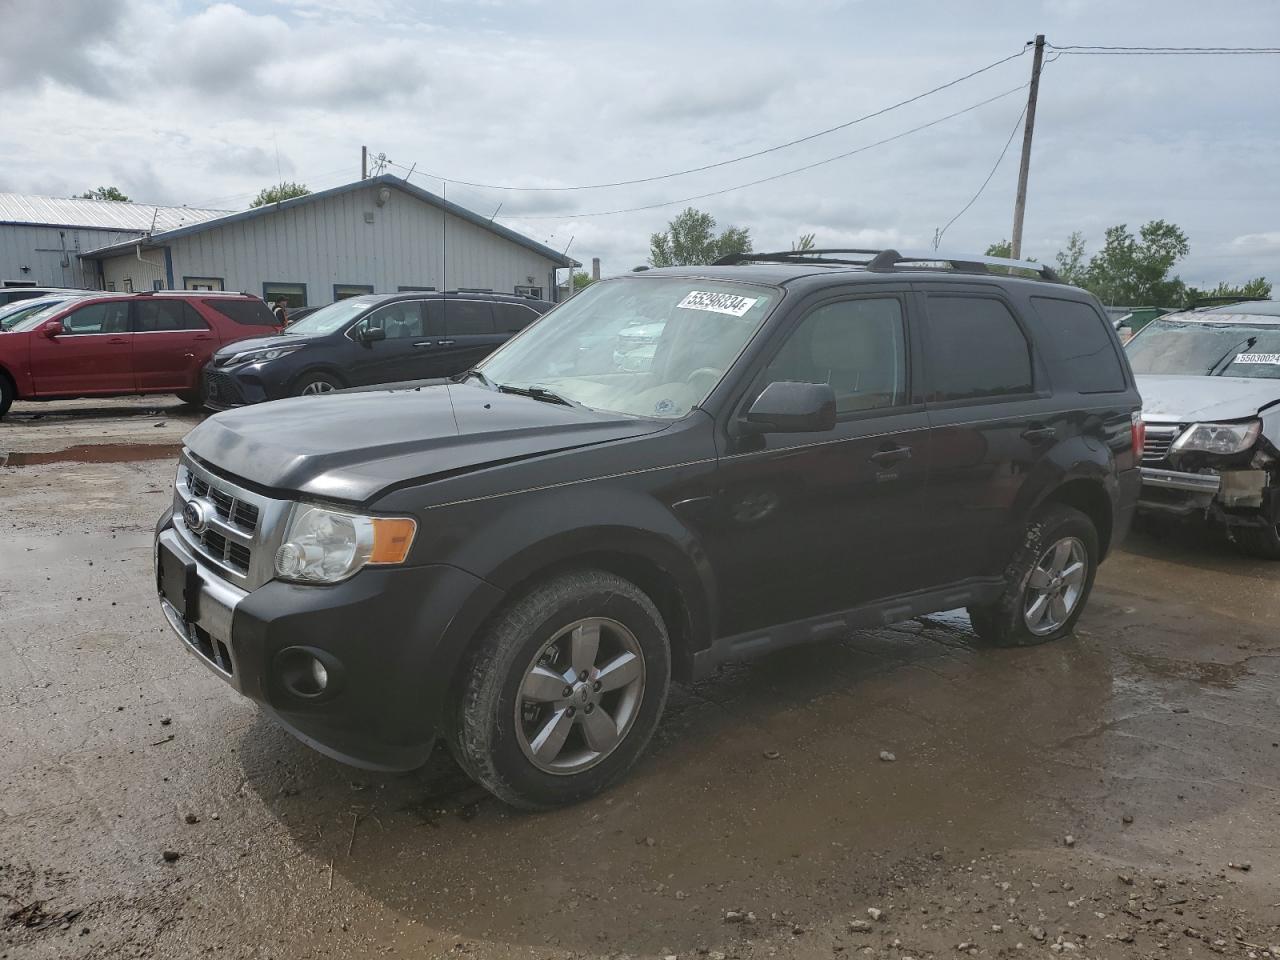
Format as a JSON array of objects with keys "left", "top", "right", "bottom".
[
  {"left": 494, "top": 302, "right": 540, "bottom": 333},
  {"left": 924, "top": 296, "right": 1033, "bottom": 401},
  {"left": 442, "top": 300, "right": 495, "bottom": 335},
  {"left": 135, "top": 300, "right": 208, "bottom": 332},
  {"left": 1029, "top": 296, "right": 1127, "bottom": 393},
  {"left": 202, "top": 298, "right": 276, "bottom": 327}
]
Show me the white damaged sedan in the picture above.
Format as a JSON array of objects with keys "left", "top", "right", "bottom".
[{"left": 1126, "top": 303, "right": 1280, "bottom": 558}]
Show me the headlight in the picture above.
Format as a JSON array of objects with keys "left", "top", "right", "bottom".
[
  {"left": 273, "top": 505, "right": 417, "bottom": 583},
  {"left": 1171, "top": 420, "right": 1261, "bottom": 455},
  {"left": 228, "top": 344, "right": 304, "bottom": 365}
]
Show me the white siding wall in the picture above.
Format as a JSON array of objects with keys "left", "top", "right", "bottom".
[
  {"left": 0, "top": 224, "right": 144, "bottom": 288},
  {"left": 99, "top": 247, "right": 167, "bottom": 292},
  {"left": 168, "top": 184, "right": 560, "bottom": 305}
]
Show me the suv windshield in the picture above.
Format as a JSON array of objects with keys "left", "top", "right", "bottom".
[
  {"left": 284, "top": 297, "right": 380, "bottom": 336},
  {"left": 1126, "top": 318, "right": 1280, "bottom": 379},
  {"left": 478, "top": 276, "right": 779, "bottom": 418}
]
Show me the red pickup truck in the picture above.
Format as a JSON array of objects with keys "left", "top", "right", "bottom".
[{"left": 0, "top": 291, "right": 280, "bottom": 417}]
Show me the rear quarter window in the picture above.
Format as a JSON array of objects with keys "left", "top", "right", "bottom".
[
  {"left": 1028, "top": 296, "right": 1128, "bottom": 393},
  {"left": 202, "top": 298, "right": 276, "bottom": 327},
  {"left": 923, "top": 295, "right": 1033, "bottom": 402}
]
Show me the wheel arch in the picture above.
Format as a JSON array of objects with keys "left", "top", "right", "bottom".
[
  {"left": 1039, "top": 477, "right": 1115, "bottom": 558},
  {"left": 290, "top": 364, "right": 349, "bottom": 392}
]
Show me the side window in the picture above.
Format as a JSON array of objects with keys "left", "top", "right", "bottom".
[
  {"left": 924, "top": 296, "right": 1033, "bottom": 402},
  {"left": 202, "top": 299, "right": 275, "bottom": 327},
  {"left": 495, "top": 302, "right": 538, "bottom": 333},
  {"left": 358, "top": 302, "right": 424, "bottom": 339},
  {"left": 62, "top": 301, "right": 131, "bottom": 334},
  {"left": 762, "top": 298, "right": 907, "bottom": 414},
  {"left": 134, "top": 300, "right": 208, "bottom": 332},
  {"left": 443, "top": 300, "right": 494, "bottom": 336},
  {"left": 1029, "top": 296, "right": 1127, "bottom": 393}
]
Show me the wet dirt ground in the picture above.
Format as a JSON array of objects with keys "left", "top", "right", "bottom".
[{"left": 3, "top": 402, "right": 1279, "bottom": 960}]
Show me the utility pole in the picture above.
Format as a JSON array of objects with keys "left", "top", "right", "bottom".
[
  {"left": 361, "top": 145, "right": 368, "bottom": 180},
  {"left": 1010, "top": 34, "right": 1045, "bottom": 260}
]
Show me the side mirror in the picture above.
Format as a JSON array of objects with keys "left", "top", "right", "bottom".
[
  {"left": 745, "top": 381, "right": 837, "bottom": 433},
  {"left": 358, "top": 326, "right": 386, "bottom": 343},
  {"left": 41, "top": 319, "right": 64, "bottom": 339}
]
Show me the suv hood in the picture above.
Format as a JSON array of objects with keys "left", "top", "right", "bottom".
[
  {"left": 1137, "top": 374, "right": 1280, "bottom": 423},
  {"left": 183, "top": 383, "right": 667, "bottom": 503},
  {"left": 212, "top": 334, "right": 303, "bottom": 360}
]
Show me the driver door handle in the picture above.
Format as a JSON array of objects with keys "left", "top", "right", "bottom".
[
  {"left": 413, "top": 341, "right": 437, "bottom": 348},
  {"left": 869, "top": 445, "right": 912, "bottom": 465},
  {"left": 1021, "top": 425, "right": 1057, "bottom": 443},
  {"left": 436, "top": 339, "right": 455, "bottom": 346}
]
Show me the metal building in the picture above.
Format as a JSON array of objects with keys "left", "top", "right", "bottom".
[
  {"left": 0, "top": 194, "right": 228, "bottom": 289},
  {"left": 78, "top": 176, "right": 577, "bottom": 305}
]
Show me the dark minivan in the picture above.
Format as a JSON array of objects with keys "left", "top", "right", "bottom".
[
  {"left": 202, "top": 291, "right": 552, "bottom": 408},
  {"left": 156, "top": 250, "right": 1142, "bottom": 809}
]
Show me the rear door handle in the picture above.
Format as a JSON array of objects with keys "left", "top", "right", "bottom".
[
  {"left": 869, "top": 445, "right": 912, "bottom": 465},
  {"left": 436, "top": 339, "right": 455, "bottom": 346},
  {"left": 1022, "top": 426, "right": 1057, "bottom": 442},
  {"left": 413, "top": 341, "right": 437, "bottom": 348}
]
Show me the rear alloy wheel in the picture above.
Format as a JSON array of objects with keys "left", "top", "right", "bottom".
[
  {"left": 968, "top": 504, "right": 1099, "bottom": 647},
  {"left": 449, "top": 570, "right": 670, "bottom": 810},
  {"left": 293, "top": 373, "right": 341, "bottom": 397}
]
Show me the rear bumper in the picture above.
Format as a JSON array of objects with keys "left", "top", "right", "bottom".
[{"left": 155, "top": 512, "right": 505, "bottom": 771}]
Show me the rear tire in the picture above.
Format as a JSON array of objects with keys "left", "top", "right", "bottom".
[
  {"left": 1230, "top": 521, "right": 1280, "bottom": 560},
  {"left": 448, "top": 569, "right": 671, "bottom": 810},
  {"left": 0, "top": 374, "right": 13, "bottom": 419},
  {"left": 292, "top": 372, "right": 342, "bottom": 397},
  {"left": 967, "top": 504, "right": 1099, "bottom": 647}
]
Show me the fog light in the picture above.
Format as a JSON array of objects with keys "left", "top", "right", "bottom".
[{"left": 309, "top": 657, "right": 329, "bottom": 692}]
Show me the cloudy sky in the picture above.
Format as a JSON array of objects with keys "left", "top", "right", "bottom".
[{"left": 1, "top": 0, "right": 1277, "bottom": 286}]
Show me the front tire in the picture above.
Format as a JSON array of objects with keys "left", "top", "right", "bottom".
[
  {"left": 967, "top": 504, "right": 1099, "bottom": 647},
  {"left": 0, "top": 374, "right": 13, "bottom": 418},
  {"left": 292, "top": 372, "right": 342, "bottom": 397},
  {"left": 449, "top": 570, "right": 671, "bottom": 810},
  {"left": 1230, "top": 520, "right": 1280, "bottom": 560}
]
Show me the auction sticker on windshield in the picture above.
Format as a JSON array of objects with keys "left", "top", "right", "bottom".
[
  {"left": 1235, "top": 353, "right": 1280, "bottom": 364},
  {"left": 677, "top": 290, "right": 760, "bottom": 317}
]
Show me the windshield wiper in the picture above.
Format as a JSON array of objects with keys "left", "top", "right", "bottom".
[
  {"left": 1208, "top": 336, "right": 1257, "bottom": 375},
  {"left": 497, "top": 383, "right": 578, "bottom": 407}
]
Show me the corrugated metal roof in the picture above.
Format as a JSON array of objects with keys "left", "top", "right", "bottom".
[{"left": 0, "top": 193, "right": 231, "bottom": 232}]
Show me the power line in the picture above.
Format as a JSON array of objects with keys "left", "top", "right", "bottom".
[
  {"left": 384, "top": 46, "right": 1030, "bottom": 193},
  {"left": 1047, "top": 42, "right": 1280, "bottom": 55},
  {"left": 488, "top": 83, "right": 1029, "bottom": 221},
  {"left": 934, "top": 101, "right": 1028, "bottom": 249}
]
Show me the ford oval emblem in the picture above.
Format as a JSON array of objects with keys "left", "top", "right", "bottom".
[{"left": 183, "top": 499, "right": 211, "bottom": 535}]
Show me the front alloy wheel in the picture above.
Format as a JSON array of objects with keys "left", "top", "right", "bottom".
[
  {"left": 449, "top": 570, "right": 671, "bottom": 809},
  {"left": 515, "top": 618, "right": 645, "bottom": 774}
]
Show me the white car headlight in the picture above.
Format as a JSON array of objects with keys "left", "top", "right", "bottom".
[
  {"left": 229, "top": 344, "right": 304, "bottom": 365},
  {"left": 274, "top": 505, "right": 417, "bottom": 584},
  {"left": 1170, "top": 420, "right": 1261, "bottom": 455}
]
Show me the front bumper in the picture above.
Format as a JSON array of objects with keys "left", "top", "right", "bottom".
[
  {"left": 1138, "top": 465, "right": 1273, "bottom": 523},
  {"left": 155, "top": 514, "right": 504, "bottom": 771},
  {"left": 202, "top": 364, "right": 275, "bottom": 409}
]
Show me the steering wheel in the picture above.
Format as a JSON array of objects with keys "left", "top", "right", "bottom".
[{"left": 685, "top": 366, "right": 721, "bottom": 386}]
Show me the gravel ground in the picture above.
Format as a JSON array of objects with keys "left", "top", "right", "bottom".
[{"left": 2, "top": 402, "right": 1279, "bottom": 959}]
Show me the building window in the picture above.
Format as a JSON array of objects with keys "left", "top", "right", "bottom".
[
  {"left": 152, "top": 280, "right": 164, "bottom": 291},
  {"left": 263, "top": 282, "right": 307, "bottom": 308},
  {"left": 514, "top": 284, "right": 543, "bottom": 299},
  {"left": 106, "top": 281, "right": 116, "bottom": 292},
  {"left": 184, "top": 276, "right": 225, "bottom": 292},
  {"left": 124, "top": 277, "right": 134, "bottom": 292},
  {"left": 334, "top": 283, "right": 374, "bottom": 300}
]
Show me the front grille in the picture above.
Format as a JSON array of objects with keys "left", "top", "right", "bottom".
[
  {"left": 174, "top": 457, "right": 288, "bottom": 589},
  {"left": 203, "top": 370, "right": 245, "bottom": 407},
  {"left": 1142, "top": 424, "right": 1181, "bottom": 464}
]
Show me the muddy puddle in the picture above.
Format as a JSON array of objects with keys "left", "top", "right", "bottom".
[{"left": 1, "top": 442, "right": 182, "bottom": 467}]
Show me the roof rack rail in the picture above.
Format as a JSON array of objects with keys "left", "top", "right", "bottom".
[
  {"left": 868, "top": 249, "right": 1061, "bottom": 283},
  {"left": 712, "top": 247, "right": 1061, "bottom": 283}
]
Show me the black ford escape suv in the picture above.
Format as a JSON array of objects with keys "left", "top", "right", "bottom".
[{"left": 154, "top": 250, "right": 1142, "bottom": 809}]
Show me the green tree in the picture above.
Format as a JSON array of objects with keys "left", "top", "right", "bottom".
[
  {"left": 1085, "top": 220, "right": 1189, "bottom": 306},
  {"left": 792, "top": 232, "right": 816, "bottom": 252},
  {"left": 649, "top": 207, "right": 751, "bottom": 267},
  {"left": 572, "top": 272, "right": 596, "bottom": 292},
  {"left": 1054, "top": 231, "right": 1088, "bottom": 287},
  {"left": 250, "top": 181, "right": 311, "bottom": 207},
  {"left": 984, "top": 240, "right": 1012, "bottom": 258},
  {"left": 1183, "top": 277, "right": 1272, "bottom": 308},
  {"left": 78, "top": 186, "right": 130, "bottom": 202}
]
